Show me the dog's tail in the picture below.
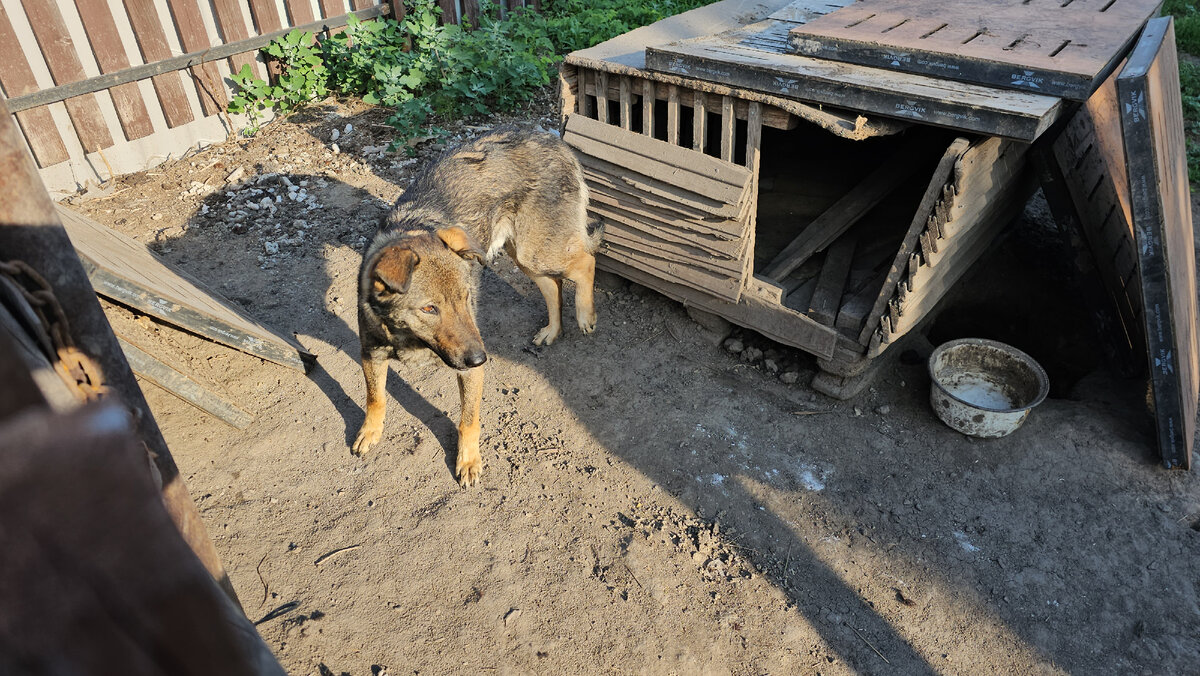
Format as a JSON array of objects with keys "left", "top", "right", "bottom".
[{"left": 585, "top": 214, "right": 605, "bottom": 254}]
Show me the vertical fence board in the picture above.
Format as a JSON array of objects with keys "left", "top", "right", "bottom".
[
  {"left": 720, "top": 95, "right": 734, "bottom": 162},
  {"left": 19, "top": 0, "right": 115, "bottom": 152},
  {"left": 284, "top": 0, "right": 316, "bottom": 25},
  {"left": 462, "top": 0, "right": 479, "bottom": 28},
  {"left": 0, "top": 7, "right": 69, "bottom": 166},
  {"left": 211, "top": 0, "right": 263, "bottom": 80},
  {"left": 246, "top": 0, "right": 285, "bottom": 77},
  {"left": 596, "top": 71, "right": 608, "bottom": 124},
  {"left": 350, "top": 0, "right": 374, "bottom": 9},
  {"left": 122, "top": 0, "right": 196, "bottom": 128},
  {"left": 618, "top": 76, "right": 631, "bottom": 130},
  {"left": 163, "top": 0, "right": 228, "bottom": 115},
  {"left": 693, "top": 91, "right": 706, "bottom": 153},
  {"left": 437, "top": 0, "right": 457, "bottom": 23},
  {"left": 71, "top": 0, "right": 156, "bottom": 141}
]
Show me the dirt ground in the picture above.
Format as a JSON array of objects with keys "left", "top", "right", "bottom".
[{"left": 70, "top": 89, "right": 1200, "bottom": 675}]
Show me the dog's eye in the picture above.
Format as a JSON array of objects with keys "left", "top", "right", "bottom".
[{"left": 420, "top": 305, "right": 438, "bottom": 315}]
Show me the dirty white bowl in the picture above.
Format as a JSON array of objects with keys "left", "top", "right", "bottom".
[{"left": 928, "top": 338, "right": 1049, "bottom": 438}]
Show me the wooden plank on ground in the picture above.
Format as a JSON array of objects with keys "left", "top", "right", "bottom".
[
  {"left": 163, "top": 0, "right": 228, "bottom": 114},
  {"left": 19, "top": 0, "right": 115, "bottom": 152},
  {"left": 645, "top": 18, "right": 1063, "bottom": 141},
  {"left": 118, "top": 337, "right": 254, "bottom": 429},
  {"left": 599, "top": 255, "right": 838, "bottom": 360},
  {"left": 857, "top": 136, "right": 970, "bottom": 344},
  {"left": 761, "top": 133, "right": 924, "bottom": 280},
  {"left": 787, "top": 0, "right": 1160, "bottom": 101},
  {"left": 807, "top": 236, "right": 855, "bottom": 325},
  {"left": 0, "top": 8, "right": 69, "bottom": 166},
  {"left": 71, "top": 0, "right": 155, "bottom": 141},
  {"left": 1117, "top": 16, "right": 1198, "bottom": 470},
  {"left": 122, "top": 0, "right": 196, "bottom": 128},
  {"left": 57, "top": 206, "right": 313, "bottom": 371}
]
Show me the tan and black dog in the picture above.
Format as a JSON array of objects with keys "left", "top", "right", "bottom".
[{"left": 352, "top": 128, "right": 601, "bottom": 486}]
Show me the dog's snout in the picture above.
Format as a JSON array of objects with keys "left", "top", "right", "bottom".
[{"left": 464, "top": 351, "right": 487, "bottom": 368}]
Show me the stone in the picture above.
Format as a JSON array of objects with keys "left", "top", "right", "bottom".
[
  {"left": 780, "top": 371, "right": 799, "bottom": 384},
  {"left": 724, "top": 338, "right": 744, "bottom": 354}
]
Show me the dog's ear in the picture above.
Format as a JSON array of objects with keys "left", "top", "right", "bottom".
[
  {"left": 371, "top": 246, "right": 420, "bottom": 296},
  {"left": 436, "top": 227, "right": 485, "bottom": 264}
]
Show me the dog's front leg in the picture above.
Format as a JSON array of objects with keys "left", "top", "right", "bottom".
[
  {"left": 351, "top": 352, "right": 389, "bottom": 456},
  {"left": 455, "top": 366, "right": 484, "bottom": 487}
]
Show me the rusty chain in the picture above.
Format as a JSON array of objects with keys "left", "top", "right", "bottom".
[{"left": 0, "top": 259, "right": 110, "bottom": 403}]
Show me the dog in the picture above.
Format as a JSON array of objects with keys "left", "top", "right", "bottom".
[{"left": 351, "top": 128, "right": 601, "bottom": 487}]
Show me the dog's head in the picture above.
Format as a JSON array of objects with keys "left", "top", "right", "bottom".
[{"left": 364, "top": 226, "right": 488, "bottom": 370}]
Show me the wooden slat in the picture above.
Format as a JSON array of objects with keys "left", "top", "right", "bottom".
[
  {"left": 0, "top": 8, "right": 69, "bottom": 166},
  {"left": 163, "top": 0, "right": 227, "bottom": 115},
  {"left": 600, "top": 240, "right": 744, "bottom": 301},
  {"left": 211, "top": 0, "right": 263, "bottom": 81},
  {"left": 246, "top": 0, "right": 285, "bottom": 77},
  {"left": 788, "top": 0, "right": 1161, "bottom": 101},
  {"left": 351, "top": 0, "right": 375, "bottom": 8},
  {"left": 667, "top": 85, "right": 680, "bottom": 144},
  {"left": 857, "top": 136, "right": 969, "bottom": 344},
  {"left": 436, "top": 0, "right": 457, "bottom": 24},
  {"left": 619, "top": 76, "right": 632, "bottom": 130},
  {"left": 122, "top": 0, "right": 195, "bottom": 128},
  {"left": 745, "top": 101, "right": 762, "bottom": 171},
  {"left": 585, "top": 186, "right": 745, "bottom": 254},
  {"left": 581, "top": 75, "right": 798, "bottom": 131},
  {"left": 579, "top": 155, "right": 743, "bottom": 220},
  {"left": 462, "top": 0, "right": 479, "bottom": 28},
  {"left": 599, "top": 256, "right": 838, "bottom": 360},
  {"left": 645, "top": 18, "right": 1063, "bottom": 142},
  {"left": 642, "top": 79, "right": 655, "bottom": 137},
  {"left": 807, "top": 236, "right": 855, "bottom": 325},
  {"left": 596, "top": 71, "right": 609, "bottom": 123},
  {"left": 71, "top": 0, "right": 155, "bottom": 141},
  {"left": 761, "top": 134, "right": 924, "bottom": 280},
  {"left": 19, "top": 0, "right": 115, "bottom": 152},
  {"left": 566, "top": 113, "right": 751, "bottom": 205},
  {"left": 602, "top": 223, "right": 744, "bottom": 276},
  {"left": 692, "top": 91, "right": 707, "bottom": 152},
  {"left": 57, "top": 206, "right": 313, "bottom": 371},
  {"left": 118, "top": 337, "right": 254, "bottom": 429},
  {"left": 1117, "top": 17, "right": 1198, "bottom": 470},
  {"left": 719, "top": 95, "right": 735, "bottom": 162}
]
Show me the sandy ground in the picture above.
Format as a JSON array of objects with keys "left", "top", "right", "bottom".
[{"left": 71, "top": 91, "right": 1200, "bottom": 676}]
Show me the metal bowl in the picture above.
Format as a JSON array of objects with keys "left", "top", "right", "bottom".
[{"left": 928, "top": 338, "right": 1049, "bottom": 438}]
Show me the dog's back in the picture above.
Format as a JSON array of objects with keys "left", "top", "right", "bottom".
[{"left": 383, "top": 128, "right": 598, "bottom": 263}]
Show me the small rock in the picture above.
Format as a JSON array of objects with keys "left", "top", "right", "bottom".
[
  {"left": 151, "top": 213, "right": 163, "bottom": 221},
  {"left": 330, "top": 128, "right": 340, "bottom": 141},
  {"left": 724, "top": 338, "right": 744, "bottom": 354},
  {"left": 344, "top": 123, "right": 353, "bottom": 135},
  {"left": 263, "top": 241, "right": 280, "bottom": 254},
  {"left": 876, "top": 404, "right": 891, "bottom": 415},
  {"left": 764, "top": 359, "right": 780, "bottom": 374},
  {"left": 743, "top": 346, "right": 763, "bottom": 362},
  {"left": 854, "top": 406, "right": 863, "bottom": 417},
  {"left": 780, "top": 371, "right": 800, "bottom": 384},
  {"left": 259, "top": 197, "right": 273, "bottom": 209},
  {"left": 503, "top": 608, "right": 521, "bottom": 627},
  {"left": 226, "top": 166, "right": 245, "bottom": 183},
  {"left": 331, "top": 143, "right": 341, "bottom": 154}
]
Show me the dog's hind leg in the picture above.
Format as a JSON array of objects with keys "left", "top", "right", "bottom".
[
  {"left": 352, "top": 352, "right": 389, "bottom": 455},
  {"left": 528, "top": 273, "right": 563, "bottom": 346},
  {"left": 455, "top": 366, "right": 485, "bottom": 487},
  {"left": 564, "top": 251, "right": 597, "bottom": 335}
]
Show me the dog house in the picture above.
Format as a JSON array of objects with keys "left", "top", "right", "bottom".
[{"left": 557, "top": 0, "right": 1070, "bottom": 398}]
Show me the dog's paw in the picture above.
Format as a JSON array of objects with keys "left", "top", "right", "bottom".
[
  {"left": 351, "top": 423, "right": 382, "bottom": 456},
  {"left": 532, "top": 324, "right": 560, "bottom": 346},
  {"left": 456, "top": 455, "right": 482, "bottom": 487},
  {"left": 577, "top": 310, "right": 597, "bottom": 335}
]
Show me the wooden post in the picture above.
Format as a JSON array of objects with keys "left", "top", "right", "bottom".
[
  {"left": 0, "top": 96, "right": 239, "bottom": 606},
  {"left": 746, "top": 101, "right": 763, "bottom": 172},
  {"left": 720, "top": 95, "right": 735, "bottom": 162},
  {"left": 667, "top": 85, "right": 680, "bottom": 145},
  {"left": 619, "top": 76, "right": 632, "bottom": 130},
  {"left": 597, "top": 71, "right": 609, "bottom": 124},
  {"left": 642, "top": 79, "right": 655, "bottom": 137},
  {"left": 693, "top": 91, "right": 707, "bottom": 153}
]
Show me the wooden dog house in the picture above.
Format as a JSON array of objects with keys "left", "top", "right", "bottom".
[{"left": 558, "top": 0, "right": 1056, "bottom": 397}]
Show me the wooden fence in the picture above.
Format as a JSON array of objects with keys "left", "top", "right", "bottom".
[{"left": 0, "top": 0, "right": 534, "bottom": 196}]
